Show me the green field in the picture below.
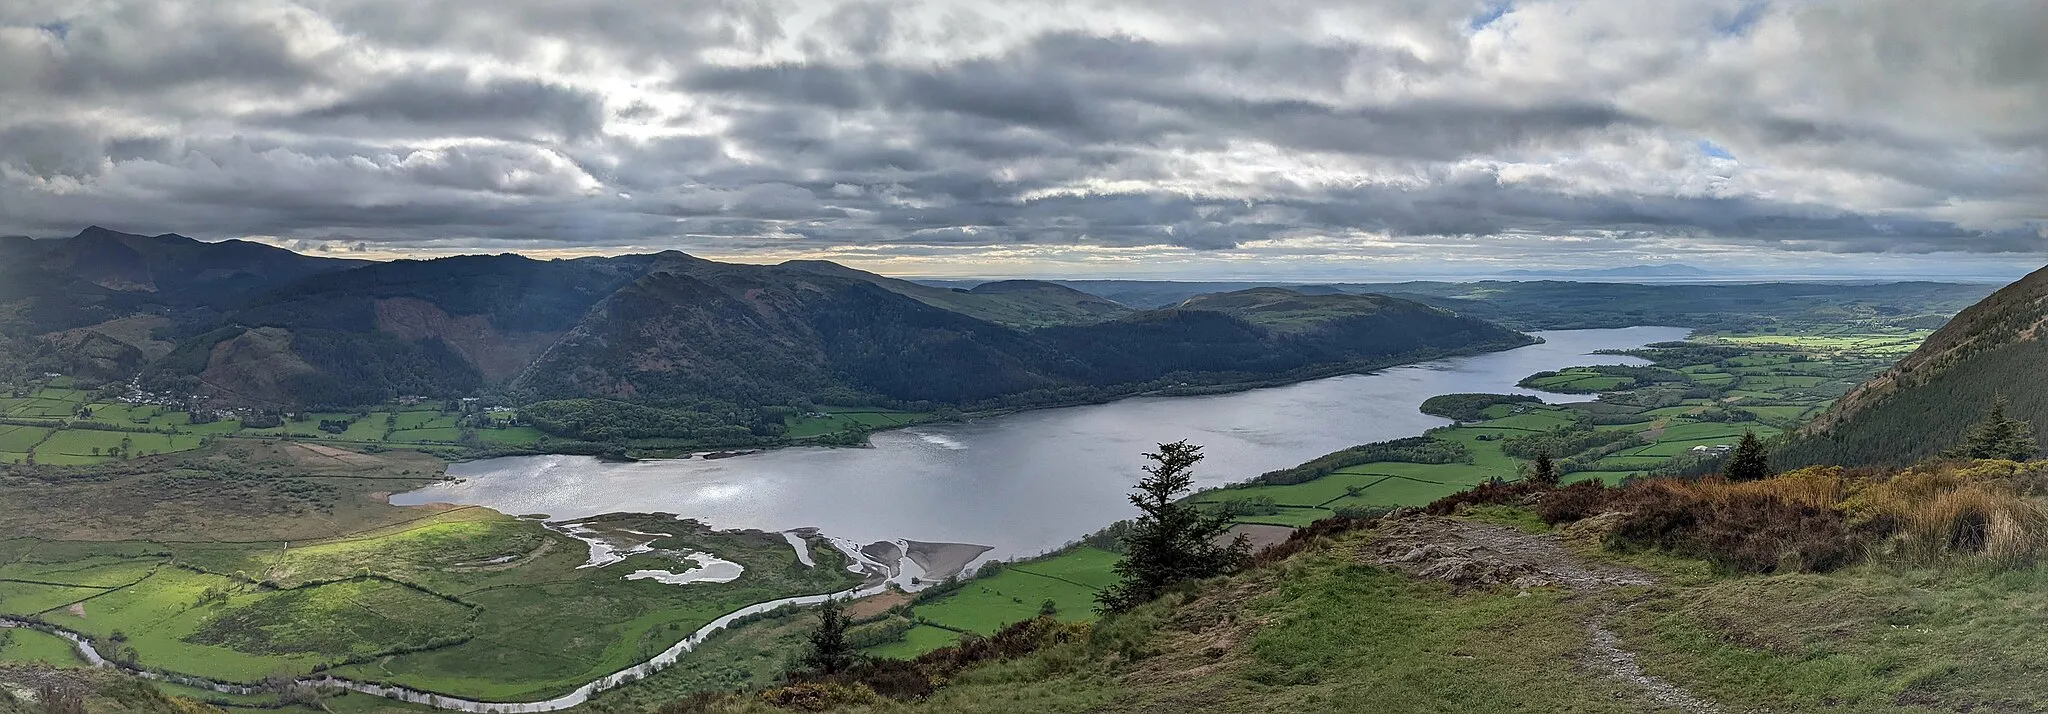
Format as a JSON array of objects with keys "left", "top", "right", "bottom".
[
  {"left": 0, "top": 626, "right": 85, "bottom": 667},
  {"left": 858, "top": 548, "right": 1120, "bottom": 658},
  {"left": 0, "top": 424, "right": 51, "bottom": 452},
  {"left": 784, "top": 409, "right": 933, "bottom": 439}
]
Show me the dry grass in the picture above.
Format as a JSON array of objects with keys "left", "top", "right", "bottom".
[{"left": 1573, "top": 460, "right": 2048, "bottom": 572}]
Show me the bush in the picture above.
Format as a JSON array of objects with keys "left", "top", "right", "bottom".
[
  {"left": 1536, "top": 481, "right": 1611, "bottom": 524},
  {"left": 1424, "top": 481, "right": 1544, "bottom": 515},
  {"left": 1606, "top": 483, "right": 1862, "bottom": 574}
]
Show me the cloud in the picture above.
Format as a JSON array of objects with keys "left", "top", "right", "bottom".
[
  {"left": 279, "top": 71, "right": 608, "bottom": 142},
  {"left": 0, "top": 0, "right": 2040, "bottom": 275}
]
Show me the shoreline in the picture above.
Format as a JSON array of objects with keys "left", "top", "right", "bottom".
[{"left": 445, "top": 335, "right": 1545, "bottom": 465}]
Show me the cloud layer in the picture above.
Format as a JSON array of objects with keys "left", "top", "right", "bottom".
[{"left": 0, "top": 0, "right": 2042, "bottom": 275}]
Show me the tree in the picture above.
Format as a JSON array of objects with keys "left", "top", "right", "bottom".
[
  {"left": 1529, "top": 450, "right": 1560, "bottom": 486},
  {"left": 1951, "top": 397, "right": 2039, "bottom": 462},
  {"left": 1723, "top": 430, "right": 1770, "bottom": 481},
  {"left": 797, "top": 597, "right": 857, "bottom": 676},
  {"left": 1097, "top": 441, "right": 1248, "bottom": 613}
]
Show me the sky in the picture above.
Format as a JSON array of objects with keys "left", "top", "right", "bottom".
[{"left": 0, "top": 0, "right": 2044, "bottom": 279}]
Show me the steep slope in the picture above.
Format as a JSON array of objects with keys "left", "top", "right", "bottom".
[
  {"left": 1038, "top": 288, "right": 1533, "bottom": 387},
  {"left": 144, "top": 253, "right": 661, "bottom": 406},
  {"left": 1785, "top": 265, "right": 2048, "bottom": 466},
  {"left": 0, "top": 228, "right": 367, "bottom": 386},
  {"left": 515, "top": 280, "right": 1532, "bottom": 408},
  {"left": 37, "top": 226, "right": 362, "bottom": 295},
  {"left": 780, "top": 260, "right": 1131, "bottom": 327},
  {"left": 6, "top": 230, "right": 1532, "bottom": 409},
  {"left": 512, "top": 263, "right": 1067, "bottom": 405}
]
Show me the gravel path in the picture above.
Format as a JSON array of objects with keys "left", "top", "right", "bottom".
[{"left": 1366, "top": 516, "right": 1722, "bottom": 714}]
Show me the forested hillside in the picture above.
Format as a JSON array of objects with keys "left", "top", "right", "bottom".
[
  {"left": 0, "top": 230, "right": 1535, "bottom": 413},
  {"left": 1784, "top": 265, "right": 2048, "bottom": 466}
]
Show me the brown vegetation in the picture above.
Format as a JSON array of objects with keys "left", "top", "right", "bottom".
[{"left": 1428, "top": 460, "right": 2048, "bottom": 574}]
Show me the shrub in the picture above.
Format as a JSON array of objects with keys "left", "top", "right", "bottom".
[
  {"left": 1424, "top": 481, "right": 1543, "bottom": 515},
  {"left": 1606, "top": 482, "right": 1862, "bottom": 574},
  {"left": 757, "top": 682, "right": 886, "bottom": 712},
  {"left": 1249, "top": 515, "right": 1380, "bottom": 566},
  {"left": 1536, "top": 481, "right": 1611, "bottom": 524}
]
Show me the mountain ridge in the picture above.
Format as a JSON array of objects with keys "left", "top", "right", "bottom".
[{"left": 1785, "top": 264, "right": 2048, "bottom": 466}]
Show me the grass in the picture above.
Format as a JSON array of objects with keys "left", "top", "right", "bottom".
[
  {"left": 784, "top": 409, "right": 932, "bottom": 439},
  {"left": 43, "top": 567, "right": 330, "bottom": 682},
  {"left": 0, "top": 581, "right": 117, "bottom": 616},
  {"left": 0, "top": 425, "right": 51, "bottom": 452},
  {"left": 866, "top": 625, "right": 966, "bottom": 660},
  {"left": 857, "top": 548, "right": 1119, "bottom": 659},
  {"left": 916, "top": 565, "right": 1107, "bottom": 634},
  {"left": 570, "top": 609, "right": 822, "bottom": 714},
  {"left": 1618, "top": 564, "right": 2048, "bottom": 712},
  {"left": 0, "top": 627, "right": 86, "bottom": 667},
  {"left": 36, "top": 429, "right": 205, "bottom": 462}
]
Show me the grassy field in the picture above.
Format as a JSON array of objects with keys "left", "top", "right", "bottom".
[
  {"left": 0, "top": 440, "right": 863, "bottom": 703},
  {"left": 784, "top": 409, "right": 933, "bottom": 439},
  {"left": 0, "top": 627, "right": 85, "bottom": 667},
  {"left": 913, "top": 551, "right": 1117, "bottom": 634}
]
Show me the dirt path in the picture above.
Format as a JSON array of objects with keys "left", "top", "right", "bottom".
[{"left": 1365, "top": 516, "right": 1722, "bottom": 714}]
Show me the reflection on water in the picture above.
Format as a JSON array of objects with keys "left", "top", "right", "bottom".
[{"left": 396, "top": 327, "right": 1689, "bottom": 560}]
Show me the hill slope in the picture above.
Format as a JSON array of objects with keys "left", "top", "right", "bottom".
[
  {"left": 31, "top": 238, "right": 1527, "bottom": 409},
  {"left": 780, "top": 261, "right": 1131, "bottom": 327},
  {"left": 1785, "top": 265, "right": 2048, "bottom": 466}
]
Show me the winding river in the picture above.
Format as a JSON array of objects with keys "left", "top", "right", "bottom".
[{"left": 24, "top": 326, "right": 1687, "bottom": 712}]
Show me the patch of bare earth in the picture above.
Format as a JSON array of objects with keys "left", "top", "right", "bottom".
[
  {"left": 1365, "top": 516, "right": 1721, "bottom": 714},
  {"left": 1219, "top": 524, "right": 1295, "bottom": 552},
  {"left": 845, "top": 589, "right": 914, "bottom": 620},
  {"left": 292, "top": 442, "right": 385, "bottom": 467}
]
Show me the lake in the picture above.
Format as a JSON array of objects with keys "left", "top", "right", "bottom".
[{"left": 394, "top": 326, "right": 1689, "bottom": 561}]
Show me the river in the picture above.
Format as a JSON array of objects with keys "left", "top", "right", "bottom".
[{"left": 395, "top": 327, "right": 1689, "bottom": 561}]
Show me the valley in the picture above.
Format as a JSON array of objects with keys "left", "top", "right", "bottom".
[
  {"left": 0, "top": 319, "right": 1948, "bottom": 712},
  {"left": 0, "top": 229, "right": 2031, "bottom": 714}
]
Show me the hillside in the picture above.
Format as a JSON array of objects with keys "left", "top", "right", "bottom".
[
  {"left": 514, "top": 268, "right": 1530, "bottom": 407},
  {"left": 781, "top": 261, "right": 1131, "bottom": 327},
  {"left": 1785, "top": 265, "right": 2048, "bottom": 466},
  {"left": 0, "top": 232, "right": 1529, "bottom": 412},
  {"left": 1061, "top": 279, "right": 1993, "bottom": 332},
  {"left": 0, "top": 227, "right": 363, "bottom": 383}
]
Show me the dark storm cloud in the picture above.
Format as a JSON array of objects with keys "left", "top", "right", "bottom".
[
  {"left": 279, "top": 71, "right": 608, "bottom": 142},
  {"left": 682, "top": 33, "right": 1629, "bottom": 160},
  {"left": 0, "top": 0, "right": 2041, "bottom": 267}
]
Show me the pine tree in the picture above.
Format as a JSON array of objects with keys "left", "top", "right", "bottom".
[
  {"left": 1529, "top": 450, "right": 1560, "bottom": 486},
  {"left": 1097, "top": 441, "right": 1248, "bottom": 613},
  {"left": 1952, "top": 397, "right": 2040, "bottom": 461},
  {"left": 797, "top": 597, "right": 856, "bottom": 676},
  {"left": 1723, "top": 430, "right": 1771, "bottom": 481}
]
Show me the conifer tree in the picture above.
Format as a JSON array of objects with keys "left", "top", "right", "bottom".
[
  {"left": 1098, "top": 441, "right": 1248, "bottom": 613},
  {"left": 1952, "top": 397, "right": 2039, "bottom": 461},
  {"left": 1529, "top": 450, "right": 1560, "bottom": 486},
  {"left": 1723, "top": 430, "right": 1771, "bottom": 481},
  {"left": 798, "top": 597, "right": 856, "bottom": 676}
]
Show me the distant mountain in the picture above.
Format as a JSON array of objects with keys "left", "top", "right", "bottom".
[
  {"left": 37, "top": 226, "right": 364, "bottom": 294},
  {"left": 1783, "top": 265, "right": 2048, "bottom": 467},
  {"left": 65, "top": 242, "right": 1533, "bottom": 409},
  {"left": 1053, "top": 280, "right": 1992, "bottom": 332},
  {"left": 0, "top": 227, "right": 365, "bottom": 383},
  {"left": 781, "top": 261, "right": 1130, "bottom": 327},
  {"left": 1497, "top": 264, "right": 1715, "bottom": 279}
]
